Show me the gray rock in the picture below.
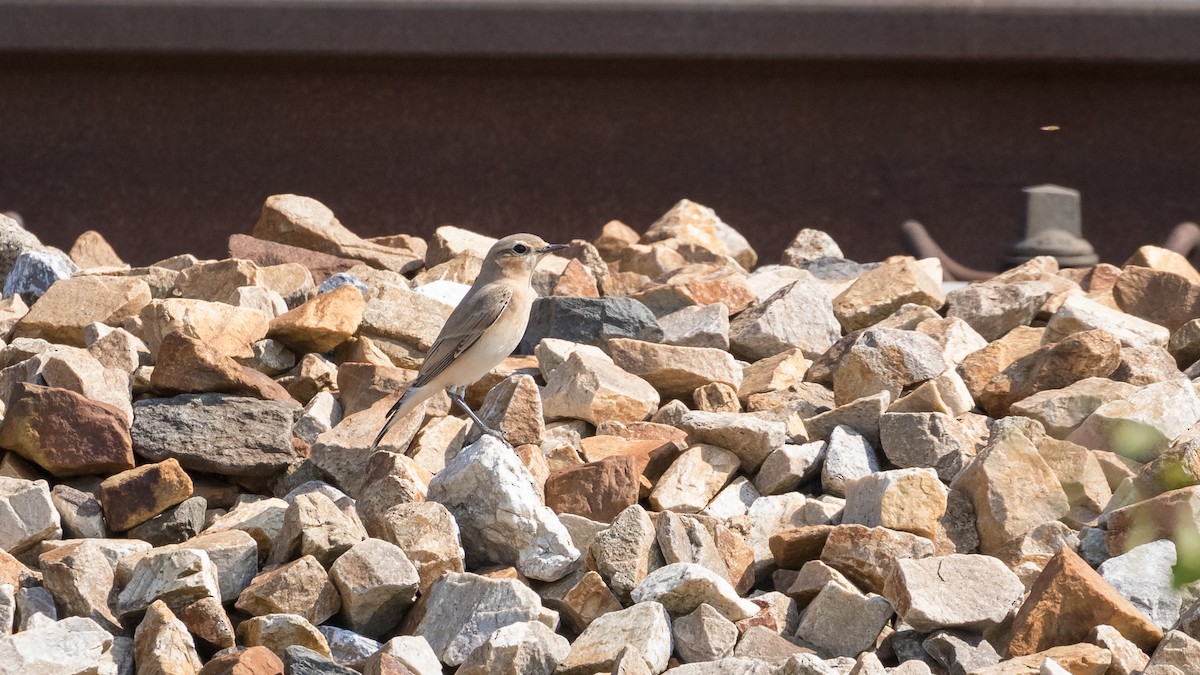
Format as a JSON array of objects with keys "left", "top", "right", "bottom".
[
  {"left": 50, "top": 483, "right": 108, "bottom": 539},
  {"left": 946, "top": 278, "right": 1057, "bottom": 342},
  {"left": 558, "top": 601, "right": 673, "bottom": 675},
  {"left": 732, "top": 626, "right": 813, "bottom": 666},
  {"left": 318, "top": 625, "right": 382, "bottom": 671},
  {"left": 655, "top": 511, "right": 730, "bottom": 580},
  {"left": 755, "top": 441, "right": 826, "bottom": 495},
  {"left": 519, "top": 296, "right": 663, "bottom": 353},
  {"left": 182, "top": 529, "right": 260, "bottom": 603},
  {"left": 0, "top": 214, "right": 44, "bottom": 282},
  {"left": 821, "top": 426, "right": 880, "bottom": 497},
  {"left": 286, "top": 645, "right": 359, "bottom": 675},
  {"left": 132, "top": 393, "right": 300, "bottom": 478},
  {"left": 830, "top": 328, "right": 946, "bottom": 406},
  {"left": 1098, "top": 539, "right": 1193, "bottom": 629},
  {"left": 1144, "top": 629, "right": 1200, "bottom": 673},
  {"left": 776, "top": 653, "right": 842, "bottom": 675},
  {"left": 782, "top": 229, "right": 843, "bottom": 266},
  {"left": 127, "top": 496, "right": 207, "bottom": 546},
  {"left": 796, "top": 581, "right": 893, "bottom": 658},
  {"left": 428, "top": 436, "right": 578, "bottom": 582},
  {"left": 883, "top": 554, "right": 1025, "bottom": 632},
  {"left": 15, "top": 585, "right": 57, "bottom": 631},
  {"left": 658, "top": 303, "right": 731, "bottom": 350},
  {"left": 414, "top": 572, "right": 556, "bottom": 667},
  {"left": 591, "top": 504, "right": 660, "bottom": 603},
  {"left": 3, "top": 249, "right": 78, "bottom": 304},
  {"left": 40, "top": 538, "right": 150, "bottom": 634},
  {"left": 879, "top": 412, "right": 975, "bottom": 482},
  {"left": 267, "top": 491, "right": 366, "bottom": 568},
  {"left": 0, "top": 476, "right": 60, "bottom": 554},
  {"left": 318, "top": 272, "right": 369, "bottom": 295},
  {"left": 329, "top": 538, "right": 419, "bottom": 638},
  {"left": 117, "top": 548, "right": 221, "bottom": 619},
  {"left": 729, "top": 275, "right": 842, "bottom": 361},
  {"left": 673, "top": 603, "right": 738, "bottom": 663},
  {"left": 456, "top": 620, "right": 570, "bottom": 675},
  {"left": 922, "top": 630, "right": 1002, "bottom": 675},
  {"left": 678, "top": 410, "right": 787, "bottom": 472}
]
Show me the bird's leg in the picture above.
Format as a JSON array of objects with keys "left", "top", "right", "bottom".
[{"left": 448, "top": 388, "right": 508, "bottom": 444}]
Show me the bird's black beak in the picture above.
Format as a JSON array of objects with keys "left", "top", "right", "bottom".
[{"left": 539, "top": 243, "right": 570, "bottom": 254}]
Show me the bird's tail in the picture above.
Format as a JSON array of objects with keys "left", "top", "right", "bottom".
[{"left": 369, "top": 385, "right": 429, "bottom": 452}]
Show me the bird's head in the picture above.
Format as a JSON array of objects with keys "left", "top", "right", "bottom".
[{"left": 484, "top": 233, "right": 570, "bottom": 280}]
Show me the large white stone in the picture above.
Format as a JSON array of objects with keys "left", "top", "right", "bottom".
[
  {"left": 631, "top": 563, "right": 760, "bottom": 622},
  {"left": 428, "top": 436, "right": 578, "bottom": 581}
]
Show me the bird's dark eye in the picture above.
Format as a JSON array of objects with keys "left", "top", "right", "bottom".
[{"left": 512, "top": 244, "right": 529, "bottom": 255}]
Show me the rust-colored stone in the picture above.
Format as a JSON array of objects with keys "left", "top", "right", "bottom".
[
  {"left": 769, "top": 525, "right": 834, "bottom": 570},
  {"left": 197, "top": 646, "right": 285, "bottom": 675},
  {"left": 0, "top": 382, "right": 134, "bottom": 476},
  {"left": 152, "top": 332, "right": 292, "bottom": 401},
  {"left": 268, "top": 284, "right": 366, "bottom": 353},
  {"left": 545, "top": 455, "right": 641, "bottom": 523},
  {"left": 1008, "top": 548, "right": 1162, "bottom": 656},
  {"left": 99, "top": 458, "right": 194, "bottom": 531}
]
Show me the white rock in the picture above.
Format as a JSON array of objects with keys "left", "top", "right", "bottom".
[
  {"left": 678, "top": 410, "right": 787, "bottom": 472},
  {"left": 294, "top": 391, "right": 343, "bottom": 446},
  {"left": 1047, "top": 293, "right": 1170, "bottom": 349},
  {"left": 1067, "top": 378, "right": 1200, "bottom": 462},
  {"left": 795, "top": 581, "right": 894, "bottom": 658},
  {"left": 428, "top": 436, "right": 578, "bottom": 581},
  {"left": 534, "top": 337, "right": 612, "bottom": 375},
  {"left": 701, "top": 476, "right": 761, "bottom": 521},
  {"left": 370, "top": 635, "right": 443, "bottom": 675},
  {"left": 649, "top": 445, "right": 740, "bottom": 514},
  {"left": 0, "top": 477, "right": 60, "bottom": 554},
  {"left": 415, "top": 572, "right": 557, "bottom": 667},
  {"left": 883, "top": 554, "right": 1025, "bottom": 632},
  {"left": 0, "top": 616, "right": 115, "bottom": 674},
  {"left": 1098, "top": 539, "right": 1192, "bottom": 629},
  {"left": 558, "top": 601, "right": 673, "bottom": 675},
  {"left": 631, "top": 563, "right": 760, "bottom": 622},
  {"left": 413, "top": 279, "right": 471, "bottom": 307},
  {"left": 821, "top": 426, "right": 880, "bottom": 497},
  {"left": 456, "top": 620, "right": 570, "bottom": 675},
  {"left": 116, "top": 548, "right": 221, "bottom": 619}
]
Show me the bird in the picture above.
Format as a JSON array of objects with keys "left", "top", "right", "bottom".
[{"left": 370, "top": 233, "right": 569, "bottom": 450}]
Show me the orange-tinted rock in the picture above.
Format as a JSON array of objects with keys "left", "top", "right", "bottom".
[
  {"left": 553, "top": 258, "right": 601, "bottom": 298},
  {"left": 770, "top": 525, "right": 834, "bottom": 570},
  {"left": 197, "top": 646, "right": 285, "bottom": 675},
  {"left": 579, "top": 435, "right": 682, "bottom": 485},
  {"left": 545, "top": 455, "right": 642, "bottom": 523},
  {"left": 152, "top": 332, "right": 292, "bottom": 401},
  {"left": 268, "top": 285, "right": 366, "bottom": 354},
  {"left": 99, "top": 458, "right": 194, "bottom": 531},
  {"left": 0, "top": 382, "right": 134, "bottom": 476},
  {"left": 1008, "top": 548, "right": 1162, "bottom": 656}
]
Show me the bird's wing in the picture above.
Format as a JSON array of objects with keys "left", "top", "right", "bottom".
[{"left": 411, "top": 282, "right": 513, "bottom": 389}]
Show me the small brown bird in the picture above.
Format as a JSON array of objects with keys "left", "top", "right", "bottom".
[{"left": 370, "top": 233, "right": 568, "bottom": 450}]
